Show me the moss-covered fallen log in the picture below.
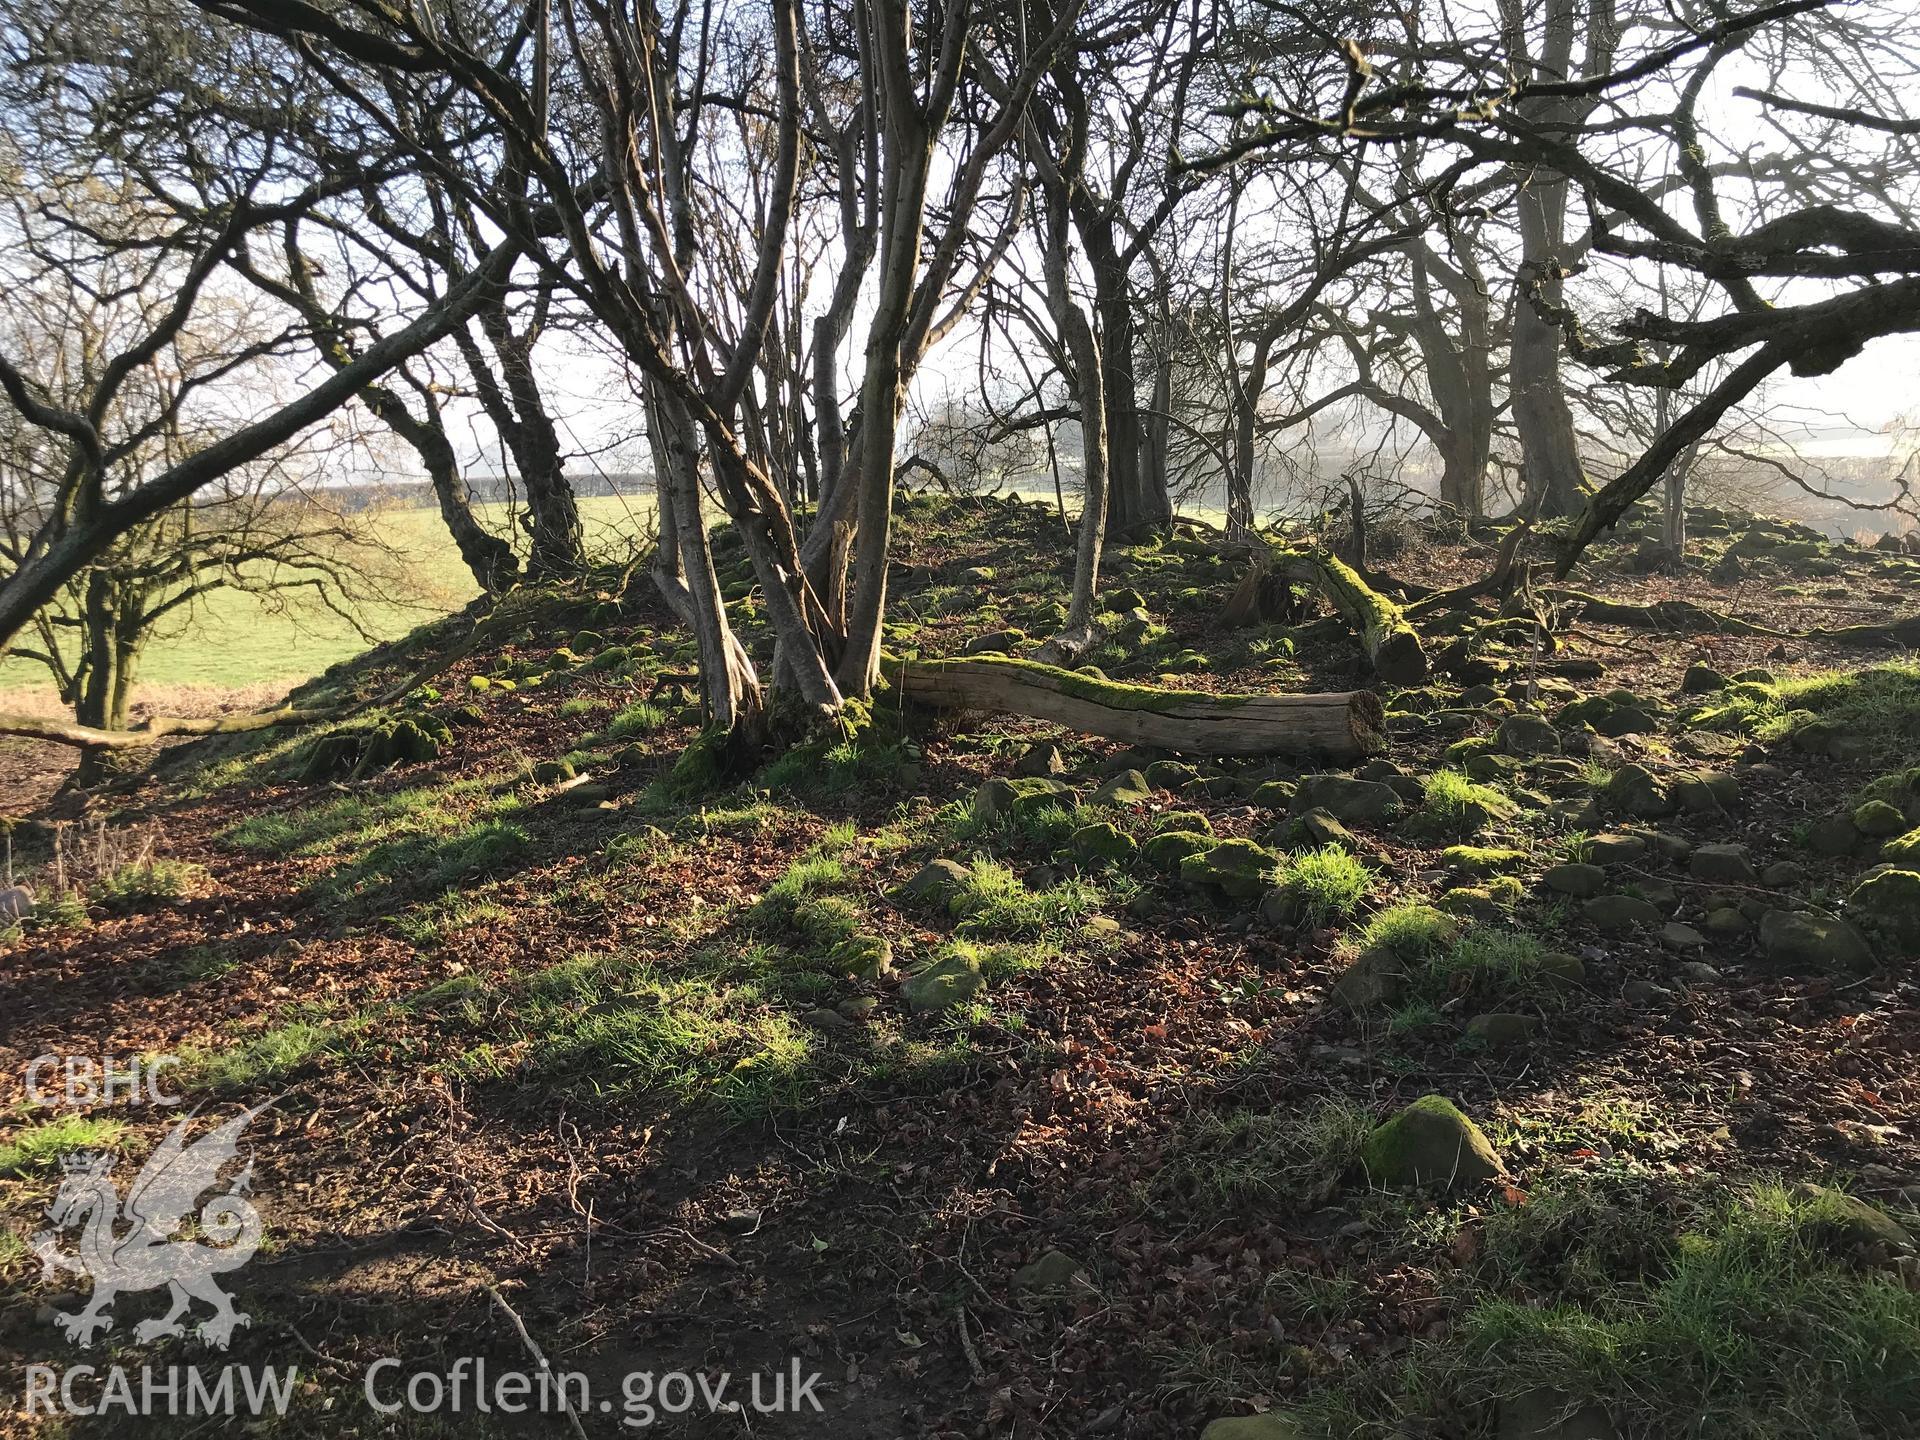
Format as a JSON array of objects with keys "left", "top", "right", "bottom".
[
  {"left": 891, "top": 656, "right": 1386, "bottom": 760},
  {"left": 1544, "top": 589, "right": 1920, "bottom": 648},
  {"left": 1275, "top": 549, "right": 1430, "bottom": 684}
]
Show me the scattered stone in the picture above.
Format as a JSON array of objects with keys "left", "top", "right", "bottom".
[
  {"left": 1070, "top": 822, "right": 1138, "bottom": 866},
  {"left": 1681, "top": 662, "right": 1731, "bottom": 695},
  {"left": 832, "top": 936, "right": 894, "bottom": 981},
  {"left": 1544, "top": 862, "right": 1607, "bottom": 898},
  {"left": 1179, "top": 839, "right": 1281, "bottom": 899},
  {"left": 1012, "top": 1249, "right": 1089, "bottom": 1293},
  {"left": 1759, "top": 908, "right": 1875, "bottom": 972},
  {"left": 1582, "top": 833, "right": 1649, "bottom": 865},
  {"left": 1091, "top": 769, "right": 1153, "bottom": 807},
  {"left": 801, "top": 1006, "right": 852, "bottom": 1032},
  {"left": 1848, "top": 868, "right": 1920, "bottom": 952},
  {"left": 1646, "top": 832, "right": 1694, "bottom": 864},
  {"left": 1249, "top": 779, "right": 1299, "bottom": 809},
  {"left": 1439, "top": 886, "right": 1504, "bottom": 921},
  {"left": 1293, "top": 807, "right": 1357, "bottom": 849},
  {"left": 1636, "top": 880, "right": 1680, "bottom": 911},
  {"left": 1291, "top": 775, "right": 1404, "bottom": 826},
  {"left": 1704, "top": 906, "right": 1750, "bottom": 937},
  {"left": 532, "top": 757, "right": 577, "bottom": 784},
  {"left": 1853, "top": 799, "right": 1910, "bottom": 838},
  {"left": 1466, "top": 753, "right": 1523, "bottom": 782},
  {"left": 1792, "top": 1183, "right": 1915, "bottom": 1257},
  {"left": 1603, "top": 764, "right": 1673, "bottom": 818},
  {"left": 1761, "top": 859, "right": 1809, "bottom": 888},
  {"left": 901, "top": 951, "right": 985, "bottom": 1012},
  {"left": 899, "top": 858, "right": 971, "bottom": 906},
  {"left": 1496, "top": 713, "right": 1561, "bottom": 756},
  {"left": 1361, "top": 1095, "right": 1505, "bottom": 1190},
  {"left": 1675, "top": 961, "right": 1723, "bottom": 984},
  {"left": 1144, "top": 759, "right": 1197, "bottom": 790},
  {"left": 1877, "top": 826, "right": 1920, "bottom": 867},
  {"left": 1689, "top": 843, "right": 1757, "bottom": 885},
  {"left": 1142, "top": 830, "right": 1215, "bottom": 872},
  {"left": 1329, "top": 949, "right": 1407, "bottom": 1010},
  {"left": 1659, "top": 921, "right": 1707, "bottom": 950},
  {"left": 1622, "top": 979, "right": 1673, "bottom": 1006},
  {"left": 1441, "top": 846, "right": 1529, "bottom": 875},
  {"left": 973, "top": 776, "right": 1075, "bottom": 822},
  {"left": 1673, "top": 772, "right": 1741, "bottom": 813},
  {"left": 837, "top": 996, "right": 879, "bottom": 1020},
  {"left": 964, "top": 628, "right": 1025, "bottom": 655},
  {"left": 1538, "top": 951, "right": 1588, "bottom": 988},
  {"left": 1582, "top": 894, "right": 1664, "bottom": 930},
  {"left": 1013, "top": 743, "right": 1068, "bottom": 778},
  {"left": 1466, "top": 1013, "right": 1539, "bottom": 1047},
  {"left": 1807, "top": 813, "right": 1862, "bottom": 857}
]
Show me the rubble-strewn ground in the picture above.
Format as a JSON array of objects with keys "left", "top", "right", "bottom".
[{"left": 3, "top": 494, "right": 1918, "bottom": 1439}]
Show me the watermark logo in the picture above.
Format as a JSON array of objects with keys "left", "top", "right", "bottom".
[
  {"left": 25, "top": 1054, "right": 182, "bottom": 1108},
  {"left": 32, "top": 1102, "right": 269, "bottom": 1349}
]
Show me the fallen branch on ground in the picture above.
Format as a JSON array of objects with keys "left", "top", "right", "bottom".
[
  {"left": 0, "top": 617, "right": 491, "bottom": 752},
  {"left": 1542, "top": 589, "right": 1920, "bottom": 648},
  {"left": 1272, "top": 548, "right": 1429, "bottom": 684},
  {"left": 891, "top": 655, "right": 1386, "bottom": 760}
]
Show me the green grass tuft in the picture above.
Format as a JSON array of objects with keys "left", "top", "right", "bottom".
[{"left": 0, "top": 1115, "right": 128, "bottom": 1175}]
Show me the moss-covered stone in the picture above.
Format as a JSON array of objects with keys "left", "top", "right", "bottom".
[
  {"left": 901, "top": 950, "right": 984, "bottom": 1013},
  {"left": 1848, "top": 868, "right": 1920, "bottom": 953},
  {"left": 1759, "top": 908, "right": 1875, "bottom": 972},
  {"left": 1682, "top": 661, "right": 1731, "bottom": 694},
  {"left": 1329, "top": 948, "right": 1406, "bottom": 1009},
  {"left": 1070, "top": 822, "right": 1138, "bottom": 866},
  {"left": 1496, "top": 713, "right": 1561, "bottom": 756},
  {"left": 1091, "top": 769, "right": 1153, "bottom": 807},
  {"left": 1154, "top": 809, "right": 1213, "bottom": 836},
  {"left": 1442, "top": 846, "right": 1530, "bottom": 876},
  {"left": 1291, "top": 807, "right": 1357, "bottom": 849},
  {"left": 1881, "top": 827, "right": 1920, "bottom": 862},
  {"left": 831, "top": 935, "right": 894, "bottom": 981},
  {"left": 973, "top": 776, "right": 1076, "bottom": 822},
  {"left": 1852, "top": 799, "right": 1910, "bottom": 838},
  {"left": 1291, "top": 774, "right": 1404, "bottom": 825},
  {"left": 1179, "top": 838, "right": 1280, "bottom": 898},
  {"left": 1791, "top": 1183, "right": 1914, "bottom": 1256},
  {"left": 532, "top": 757, "right": 577, "bottom": 784},
  {"left": 1602, "top": 763, "right": 1673, "bottom": 818},
  {"left": 1143, "top": 830, "right": 1215, "bottom": 873},
  {"left": 1361, "top": 1095, "right": 1504, "bottom": 1189},
  {"left": 897, "top": 858, "right": 971, "bottom": 906}
]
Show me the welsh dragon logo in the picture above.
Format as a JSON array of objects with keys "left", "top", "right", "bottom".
[{"left": 31, "top": 1103, "right": 269, "bottom": 1349}]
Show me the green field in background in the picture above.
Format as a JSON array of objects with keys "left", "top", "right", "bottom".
[{"left": 0, "top": 495, "right": 660, "bottom": 701}]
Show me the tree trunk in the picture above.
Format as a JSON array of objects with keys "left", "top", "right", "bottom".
[
  {"left": 1038, "top": 190, "right": 1110, "bottom": 664},
  {"left": 646, "top": 381, "right": 762, "bottom": 732},
  {"left": 893, "top": 656, "right": 1386, "bottom": 760}
]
